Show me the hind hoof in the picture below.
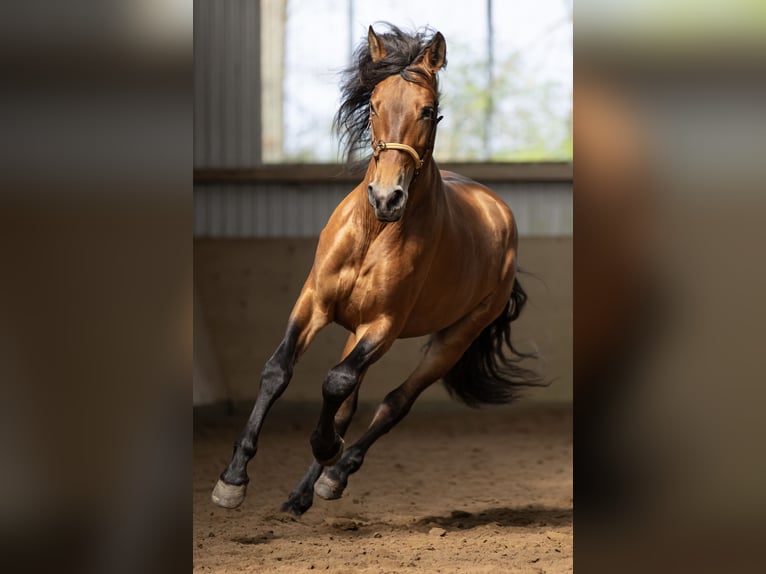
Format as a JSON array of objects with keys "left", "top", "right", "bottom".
[
  {"left": 280, "top": 491, "right": 313, "bottom": 516},
  {"left": 211, "top": 479, "right": 247, "bottom": 509},
  {"left": 315, "top": 437, "right": 345, "bottom": 466},
  {"left": 314, "top": 473, "right": 344, "bottom": 500},
  {"left": 280, "top": 499, "right": 311, "bottom": 516}
]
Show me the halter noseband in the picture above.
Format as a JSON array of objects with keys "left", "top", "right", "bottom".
[
  {"left": 369, "top": 113, "right": 444, "bottom": 177},
  {"left": 372, "top": 141, "right": 425, "bottom": 170}
]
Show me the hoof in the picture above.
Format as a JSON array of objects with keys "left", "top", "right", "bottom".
[
  {"left": 314, "top": 472, "right": 344, "bottom": 500},
  {"left": 315, "top": 436, "right": 345, "bottom": 466},
  {"left": 211, "top": 479, "right": 247, "bottom": 509}
]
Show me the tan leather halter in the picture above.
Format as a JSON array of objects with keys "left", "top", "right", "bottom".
[{"left": 369, "top": 112, "right": 443, "bottom": 176}]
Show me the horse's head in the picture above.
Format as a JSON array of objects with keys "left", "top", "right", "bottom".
[{"left": 365, "top": 26, "right": 446, "bottom": 222}]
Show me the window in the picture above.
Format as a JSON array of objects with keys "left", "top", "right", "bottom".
[{"left": 262, "top": 0, "right": 572, "bottom": 163}]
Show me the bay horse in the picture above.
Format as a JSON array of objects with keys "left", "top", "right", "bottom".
[{"left": 212, "top": 24, "right": 539, "bottom": 515}]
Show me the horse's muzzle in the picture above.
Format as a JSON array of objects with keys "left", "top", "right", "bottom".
[{"left": 368, "top": 184, "right": 407, "bottom": 222}]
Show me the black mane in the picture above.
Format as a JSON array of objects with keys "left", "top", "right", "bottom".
[{"left": 334, "top": 23, "right": 446, "bottom": 164}]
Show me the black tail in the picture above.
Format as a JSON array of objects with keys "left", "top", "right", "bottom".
[{"left": 442, "top": 279, "right": 543, "bottom": 407}]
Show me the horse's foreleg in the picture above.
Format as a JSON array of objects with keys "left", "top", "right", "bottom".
[
  {"left": 314, "top": 298, "right": 505, "bottom": 501},
  {"left": 212, "top": 292, "right": 327, "bottom": 509},
  {"left": 310, "top": 320, "right": 395, "bottom": 466},
  {"left": 280, "top": 334, "right": 366, "bottom": 516}
]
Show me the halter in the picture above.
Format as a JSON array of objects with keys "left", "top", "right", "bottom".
[{"left": 369, "top": 113, "right": 444, "bottom": 177}]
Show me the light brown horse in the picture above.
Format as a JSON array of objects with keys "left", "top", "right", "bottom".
[{"left": 212, "top": 24, "right": 539, "bottom": 515}]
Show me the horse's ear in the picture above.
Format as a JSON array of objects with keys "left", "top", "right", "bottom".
[
  {"left": 423, "top": 31, "right": 447, "bottom": 73},
  {"left": 368, "top": 26, "right": 387, "bottom": 63}
]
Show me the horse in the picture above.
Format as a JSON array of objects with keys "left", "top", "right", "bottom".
[{"left": 212, "top": 24, "right": 540, "bottom": 516}]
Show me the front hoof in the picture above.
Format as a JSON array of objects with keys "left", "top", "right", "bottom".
[
  {"left": 211, "top": 479, "right": 247, "bottom": 509},
  {"left": 315, "top": 436, "right": 345, "bottom": 466},
  {"left": 314, "top": 472, "right": 345, "bottom": 500}
]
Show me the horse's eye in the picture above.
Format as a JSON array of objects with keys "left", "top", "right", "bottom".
[
  {"left": 370, "top": 104, "right": 377, "bottom": 116},
  {"left": 421, "top": 107, "right": 435, "bottom": 120}
]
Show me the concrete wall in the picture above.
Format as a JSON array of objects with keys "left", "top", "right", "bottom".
[{"left": 194, "top": 236, "right": 571, "bottom": 406}]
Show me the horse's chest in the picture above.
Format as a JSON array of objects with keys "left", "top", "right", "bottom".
[
  {"left": 331, "top": 253, "right": 417, "bottom": 328},
  {"left": 330, "top": 277, "right": 368, "bottom": 332}
]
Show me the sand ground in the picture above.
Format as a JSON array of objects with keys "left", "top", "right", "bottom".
[{"left": 193, "top": 401, "right": 572, "bottom": 573}]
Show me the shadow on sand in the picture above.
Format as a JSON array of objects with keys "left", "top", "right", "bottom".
[{"left": 415, "top": 505, "right": 572, "bottom": 530}]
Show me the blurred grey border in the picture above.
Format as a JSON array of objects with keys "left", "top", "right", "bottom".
[
  {"left": 575, "top": 1, "right": 766, "bottom": 572},
  {"left": 0, "top": 1, "right": 191, "bottom": 573}
]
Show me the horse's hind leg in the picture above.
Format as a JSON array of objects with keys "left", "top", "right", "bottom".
[
  {"left": 314, "top": 296, "right": 507, "bottom": 501},
  {"left": 280, "top": 334, "right": 366, "bottom": 516},
  {"left": 211, "top": 292, "right": 327, "bottom": 509}
]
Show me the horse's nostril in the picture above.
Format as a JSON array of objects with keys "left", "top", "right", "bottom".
[{"left": 387, "top": 189, "right": 404, "bottom": 210}]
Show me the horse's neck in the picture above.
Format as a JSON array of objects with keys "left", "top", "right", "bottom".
[
  {"left": 354, "top": 161, "right": 443, "bottom": 249},
  {"left": 403, "top": 161, "right": 444, "bottom": 224}
]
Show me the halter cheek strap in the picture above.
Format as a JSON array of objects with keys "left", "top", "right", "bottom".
[{"left": 369, "top": 115, "right": 443, "bottom": 176}]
